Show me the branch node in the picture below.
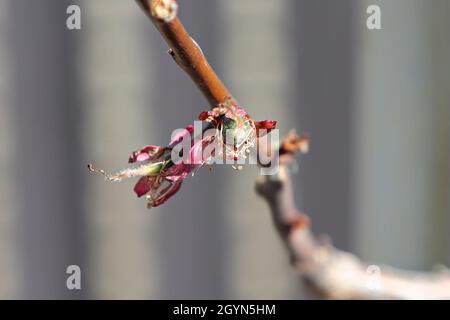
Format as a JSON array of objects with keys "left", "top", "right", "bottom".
[
  {"left": 167, "top": 48, "right": 177, "bottom": 61},
  {"left": 150, "top": 0, "right": 178, "bottom": 22}
]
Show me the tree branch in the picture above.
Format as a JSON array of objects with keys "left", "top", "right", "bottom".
[
  {"left": 256, "top": 131, "right": 450, "bottom": 299},
  {"left": 135, "top": 0, "right": 450, "bottom": 299},
  {"left": 135, "top": 0, "right": 235, "bottom": 106}
]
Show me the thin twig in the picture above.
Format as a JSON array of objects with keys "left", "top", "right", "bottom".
[
  {"left": 135, "top": 0, "right": 235, "bottom": 106},
  {"left": 256, "top": 131, "right": 450, "bottom": 299}
]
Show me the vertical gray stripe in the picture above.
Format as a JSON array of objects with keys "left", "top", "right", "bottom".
[
  {"left": 10, "top": 0, "right": 85, "bottom": 299},
  {"left": 79, "top": 0, "right": 161, "bottom": 298},
  {"left": 428, "top": 0, "right": 450, "bottom": 265},
  {"left": 218, "top": 0, "right": 302, "bottom": 299},
  {"left": 0, "top": 0, "right": 18, "bottom": 298},
  {"left": 352, "top": 0, "right": 444, "bottom": 268},
  {"left": 153, "top": 0, "right": 225, "bottom": 299},
  {"left": 293, "top": 0, "right": 354, "bottom": 251}
]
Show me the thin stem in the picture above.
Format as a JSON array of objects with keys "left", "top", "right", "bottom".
[
  {"left": 135, "top": 0, "right": 236, "bottom": 106},
  {"left": 256, "top": 132, "right": 450, "bottom": 299}
]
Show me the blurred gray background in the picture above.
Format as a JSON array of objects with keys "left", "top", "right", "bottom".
[{"left": 0, "top": 0, "right": 449, "bottom": 299}]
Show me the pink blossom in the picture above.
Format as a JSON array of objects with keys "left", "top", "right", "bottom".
[{"left": 88, "top": 103, "right": 276, "bottom": 208}]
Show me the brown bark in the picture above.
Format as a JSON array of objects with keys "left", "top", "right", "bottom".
[
  {"left": 136, "top": 0, "right": 235, "bottom": 106},
  {"left": 256, "top": 131, "right": 450, "bottom": 299}
]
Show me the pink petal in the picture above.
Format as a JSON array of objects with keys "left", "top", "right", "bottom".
[
  {"left": 136, "top": 153, "right": 150, "bottom": 162},
  {"left": 134, "top": 176, "right": 156, "bottom": 197},
  {"left": 129, "top": 145, "right": 165, "bottom": 163},
  {"left": 169, "top": 124, "right": 194, "bottom": 147},
  {"left": 255, "top": 120, "right": 277, "bottom": 130},
  {"left": 198, "top": 111, "right": 209, "bottom": 120},
  {"left": 189, "top": 136, "right": 214, "bottom": 165},
  {"left": 225, "top": 106, "right": 248, "bottom": 119},
  {"left": 151, "top": 180, "right": 183, "bottom": 207},
  {"left": 186, "top": 124, "right": 194, "bottom": 134},
  {"left": 164, "top": 163, "right": 193, "bottom": 181},
  {"left": 189, "top": 140, "right": 204, "bottom": 165}
]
